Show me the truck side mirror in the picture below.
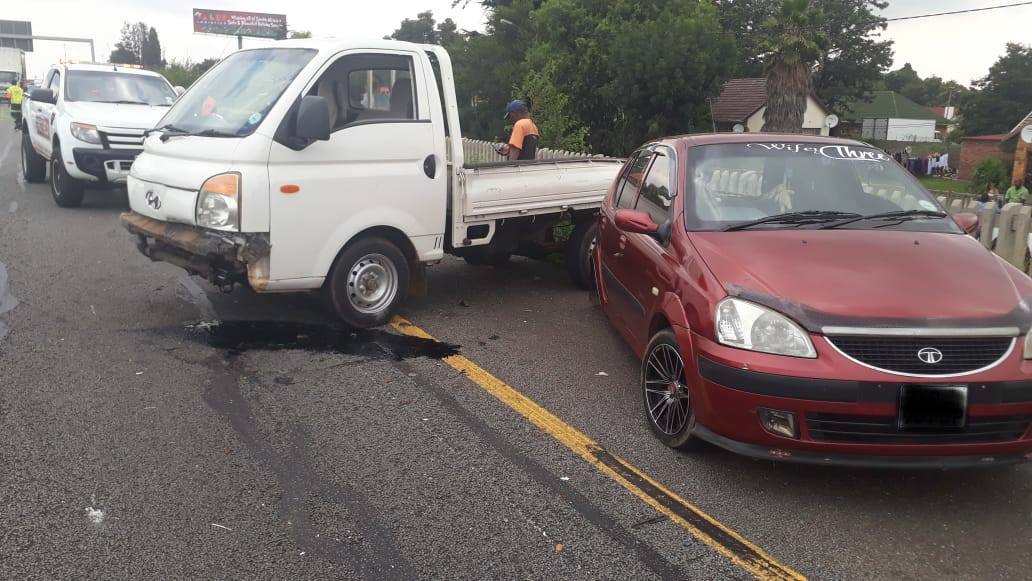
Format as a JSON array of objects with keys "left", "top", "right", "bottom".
[
  {"left": 30, "top": 88, "right": 56, "bottom": 105},
  {"left": 296, "top": 95, "right": 331, "bottom": 141}
]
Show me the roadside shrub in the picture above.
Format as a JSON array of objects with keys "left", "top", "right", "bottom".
[{"left": 972, "top": 158, "right": 1009, "bottom": 194}]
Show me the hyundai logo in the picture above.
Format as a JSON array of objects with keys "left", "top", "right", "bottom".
[
  {"left": 917, "top": 347, "right": 944, "bottom": 364},
  {"left": 145, "top": 190, "right": 161, "bottom": 210}
]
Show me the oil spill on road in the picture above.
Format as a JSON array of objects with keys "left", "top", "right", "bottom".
[{"left": 185, "top": 319, "right": 460, "bottom": 360}]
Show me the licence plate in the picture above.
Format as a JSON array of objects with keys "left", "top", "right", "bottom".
[{"left": 898, "top": 385, "right": 967, "bottom": 430}]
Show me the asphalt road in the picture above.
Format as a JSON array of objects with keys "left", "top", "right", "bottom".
[{"left": 1, "top": 118, "right": 1030, "bottom": 580}]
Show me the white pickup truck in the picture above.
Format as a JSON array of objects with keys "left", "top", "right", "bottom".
[
  {"left": 120, "top": 39, "right": 624, "bottom": 328},
  {"left": 20, "top": 63, "right": 182, "bottom": 208}
]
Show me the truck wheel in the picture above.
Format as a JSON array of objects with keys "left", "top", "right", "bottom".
[
  {"left": 462, "top": 246, "right": 511, "bottom": 266},
  {"left": 565, "top": 219, "right": 598, "bottom": 290},
  {"left": 21, "top": 131, "right": 46, "bottom": 183},
  {"left": 326, "top": 237, "right": 410, "bottom": 329},
  {"left": 642, "top": 330, "right": 704, "bottom": 451},
  {"left": 50, "top": 148, "right": 85, "bottom": 208}
]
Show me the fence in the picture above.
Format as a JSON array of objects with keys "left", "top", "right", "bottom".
[
  {"left": 461, "top": 138, "right": 603, "bottom": 164},
  {"left": 938, "top": 195, "right": 1032, "bottom": 273}
]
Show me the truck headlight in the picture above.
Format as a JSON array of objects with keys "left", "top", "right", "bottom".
[
  {"left": 196, "top": 173, "right": 240, "bottom": 231},
  {"left": 70, "top": 122, "right": 101, "bottom": 144},
  {"left": 715, "top": 297, "right": 816, "bottom": 358},
  {"left": 1024, "top": 333, "right": 1032, "bottom": 359}
]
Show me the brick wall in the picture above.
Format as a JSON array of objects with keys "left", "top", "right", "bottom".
[
  {"left": 959, "top": 139, "right": 1013, "bottom": 180},
  {"left": 1014, "top": 140, "right": 1030, "bottom": 184}
]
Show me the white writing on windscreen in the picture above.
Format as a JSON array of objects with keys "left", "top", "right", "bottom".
[{"left": 746, "top": 143, "right": 889, "bottom": 162}]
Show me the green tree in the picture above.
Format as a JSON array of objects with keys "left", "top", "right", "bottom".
[
  {"left": 883, "top": 63, "right": 969, "bottom": 108},
  {"left": 972, "top": 158, "right": 1009, "bottom": 194},
  {"left": 142, "top": 27, "right": 163, "bottom": 68},
  {"left": 388, "top": 11, "right": 460, "bottom": 44},
  {"left": 288, "top": 30, "right": 312, "bottom": 39},
  {"left": 525, "top": 0, "right": 736, "bottom": 154},
  {"left": 514, "top": 59, "right": 587, "bottom": 151},
  {"left": 759, "top": 0, "right": 828, "bottom": 133},
  {"left": 962, "top": 43, "right": 1032, "bottom": 135},
  {"left": 717, "top": 0, "right": 892, "bottom": 113}
]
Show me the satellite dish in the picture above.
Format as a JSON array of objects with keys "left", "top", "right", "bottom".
[
  {"left": 732, "top": 123, "right": 745, "bottom": 133},
  {"left": 1022, "top": 125, "right": 1032, "bottom": 144},
  {"left": 824, "top": 114, "right": 839, "bottom": 129}
]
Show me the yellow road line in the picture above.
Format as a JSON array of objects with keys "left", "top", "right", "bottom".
[{"left": 390, "top": 316, "right": 805, "bottom": 581}]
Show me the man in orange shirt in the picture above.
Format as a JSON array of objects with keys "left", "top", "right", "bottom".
[{"left": 499, "top": 100, "right": 539, "bottom": 161}]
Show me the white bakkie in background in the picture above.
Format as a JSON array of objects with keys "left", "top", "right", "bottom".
[
  {"left": 20, "top": 63, "right": 183, "bottom": 208},
  {"left": 121, "top": 39, "right": 623, "bottom": 328}
]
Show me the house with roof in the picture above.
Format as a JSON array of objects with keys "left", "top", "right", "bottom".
[
  {"left": 837, "top": 91, "right": 948, "bottom": 142},
  {"left": 959, "top": 110, "right": 1032, "bottom": 183},
  {"left": 710, "top": 78, "right": 832, "bottom": 136}
]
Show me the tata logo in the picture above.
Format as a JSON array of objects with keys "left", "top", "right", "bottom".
[
  {"left": 145, "top": 190, "right": 162, "bottom": 210},
  {"left": 917, "top": 347, "right": 944, "bottom": 364}
]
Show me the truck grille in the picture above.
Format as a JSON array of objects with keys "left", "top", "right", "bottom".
[
  {"left": 827, "top": 336, "right": 1013, "bottom": 375},
  {"left": 806, "top": 413, "right": 1031, "bottom": 444},
  {"left": 100, "top": 128, "right": 145, "bottom": 149}
]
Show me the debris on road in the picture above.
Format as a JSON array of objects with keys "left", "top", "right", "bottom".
[
  {"left": 211, "top": 523, "right": 232, "bottom": 531},
  {"left": 85, "top": 507, "right": 105, "bottom": 525},
  {"left": 596, "top": 372, "right": 608, "bottom": 376}
]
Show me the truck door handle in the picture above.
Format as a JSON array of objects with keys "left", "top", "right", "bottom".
[{"left": 423, "top": 155, "right": 436, "bottom": 179}]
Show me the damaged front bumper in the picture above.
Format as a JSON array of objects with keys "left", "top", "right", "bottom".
[{"left": 120, "top": 211, "right": 271, "bottom": 292}]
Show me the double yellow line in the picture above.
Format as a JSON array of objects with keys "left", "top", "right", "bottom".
[{"left": 391, "top": 316, "right": 804, "bottom": 581}]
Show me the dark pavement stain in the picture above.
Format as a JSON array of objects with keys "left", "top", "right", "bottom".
[{"left": 184, "top": 319, "right": 460, "bottom": 360}]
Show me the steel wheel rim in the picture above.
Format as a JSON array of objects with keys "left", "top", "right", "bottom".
[
  {"left": 644, "top": 344, "right": 691, "bottom": 436},
  {"left": 346, "top": 253, "right": 398, "bottom": 315}
]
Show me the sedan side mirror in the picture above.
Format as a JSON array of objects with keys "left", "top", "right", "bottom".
[
  {"left": 614, "top": 209, "right": 659, "bottom": 236},
  {"left": 29, "top": 88, "right": 56, "bottom": 105},
  {"left": 296, "top": 95, "right": 331, "bottom": 142},
  {"left": 953, "top": 212, "right": 979, "bottom": 236},
  {"left": 174, "top": 86, "right": 186, "bottom": 96}
]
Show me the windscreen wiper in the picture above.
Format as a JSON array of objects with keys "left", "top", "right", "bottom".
[
  {"left": 723, "top": 210, "right": 862, "bottom": 232},
  {"left": 157, "top": 128, "right": 237, "bottom": 142},
  {"left": 101, "top": 99, "right": 150, "bottom": 105},
  {"left": 144, "top": 123, "right": 184, "bottom": 138},
  {"left": 819, "top": 209, "right": 948, "bottom": 229}
]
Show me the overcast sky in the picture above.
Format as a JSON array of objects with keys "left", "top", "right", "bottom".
[{"left": 9, "top": 0, "right": 1032, "bottom": 91}]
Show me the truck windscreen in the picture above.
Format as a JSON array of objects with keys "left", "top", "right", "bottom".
[
  {"left": 0, "top": 72, "right": 18, "bottom": 84},
  {"left": 157, "top": 48, "right": 317, "bottom": 138},
  {"left": 65, "top": 71, "right": 177, "bottom": 106}
]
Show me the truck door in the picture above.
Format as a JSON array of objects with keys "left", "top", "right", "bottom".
[
  {"left": 29, "top": 68, "right": 59, "bottom": 159},
  {"left": 267, "top": 51, "right": 447, "bottom": 282}
]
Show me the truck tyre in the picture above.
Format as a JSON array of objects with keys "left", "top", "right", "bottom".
[
  {"left": 565, "top": 219, "right": 598, "bottom": 290},
  {"left": 21, "top": 131, "right": 46, "bottom": 183},
  {"left": 462, "top": 246, "right": 511, "bottom": 266},
  {"left": 50, "top": 148, "right": 85, "bottom": 208},
  {"left": 326, "top": 236, "right": 410, "bottom": 329}
]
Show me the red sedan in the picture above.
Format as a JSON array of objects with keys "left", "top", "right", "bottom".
[{"left": 594, "top": 133, "right": 1032, "bottom": 468}]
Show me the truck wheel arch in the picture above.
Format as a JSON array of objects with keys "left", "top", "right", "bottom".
[{"left": 326, "top": 226, "right": 426, "bottom": 298}]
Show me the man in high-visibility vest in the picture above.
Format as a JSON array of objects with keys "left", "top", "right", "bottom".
[{"left": 6, "top": 81, "right": 25, "bottom": 129}]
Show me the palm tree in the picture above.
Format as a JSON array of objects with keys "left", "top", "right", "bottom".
[{"left": 760, "top": 0, "right": 828, "bottom": 133}]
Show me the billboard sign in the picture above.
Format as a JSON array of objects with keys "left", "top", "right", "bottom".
[
  {"left": 0, "top": 20, "right": 33, "bottom": 51},
  {"left": 193, "top": 9, "right": 287, "bottom": 40}
]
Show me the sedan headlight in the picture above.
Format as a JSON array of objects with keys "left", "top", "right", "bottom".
[
  {"left": 196, "top": 173, "right": 240, "bottom": 231},
  {"left": 715, "top": 297, "right": 816, "bottom": 358},
  {"left": 1024, "top": 333, "right": 1032, "bottom": 359},
  {"left": 70, "top": 122, "right": 101, "bottom": 144}
]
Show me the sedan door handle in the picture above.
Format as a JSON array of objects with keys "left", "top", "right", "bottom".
[{"left": 611, "top": 252, "right": 624, "bottom": 258}]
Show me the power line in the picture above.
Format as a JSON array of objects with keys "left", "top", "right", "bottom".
[{"left": 885, "top": 1, "right": 1032, "bottom": 22}]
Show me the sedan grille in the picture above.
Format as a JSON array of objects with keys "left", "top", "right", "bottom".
[
  {"left": 806, "top": 413, "right": 1031, "bottom": 444},
  {"left": 827, "top": 336, "right": 1013, "bottom": 375}
]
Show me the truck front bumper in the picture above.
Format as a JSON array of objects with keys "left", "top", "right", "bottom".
[
  {"left": 73, "top": 148, "right": 142, "bottom": 183},
  {"left": 120, "top": 211, "right": 271, "bottom": 291}
]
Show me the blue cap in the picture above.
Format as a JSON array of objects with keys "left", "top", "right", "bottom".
[{"left": 504, "top": 99, "right": 528, "bottom": 119}]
